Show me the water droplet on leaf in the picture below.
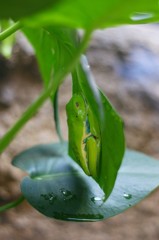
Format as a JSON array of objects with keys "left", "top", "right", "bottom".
[
  {"left": 91, "top": 196, "right": 105, "bottom": 204},
  {"left": 94, "top": 197, "right": 102, "bottom": 201},
  {"left": 123, "top": 193, "right": 132, "bottom": 200},
  {"left": 60, "top": 188, "right": 74, "bottom": 200},
  {"left": 130, "top": 12, "right": 154, "bottom": 21},
  {"left": 41, "top": 193, "right": 57, "bottom": 205}
]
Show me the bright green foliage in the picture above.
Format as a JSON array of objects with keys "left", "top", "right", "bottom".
[
  {"left": 99, "top": 91, "right": 125, "bottom": 197},
  {"left": 22, "top": 0, "right": 159, "bottom": 29},
  {"left": 12, "top": 143, "right": 159, "bottom": 222}
]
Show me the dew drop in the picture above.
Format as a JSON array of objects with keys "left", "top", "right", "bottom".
[
  {"left": 130, "top": 12, "right": 154, "bottom": 21},
  {"left": 91, "top": 196, "right": 105, "bottom": 204},
  {"left": 123, "top": 193, "right": 132, "bottom": 200},
  {"left": 41, "top": 192, "right": 57, "bottom": 205},
  {"left": 49, "top": 194, "right": 57, "bottom": 205},
  {"left": 94, "top": 197, "right": 102, "bottom": 201},
  {"left": 60, "top": 188, "right": 74, "bottom": 200}
]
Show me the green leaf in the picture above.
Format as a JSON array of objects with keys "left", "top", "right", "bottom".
[
  {"left": 22, "top": 0, "right": 159, "bottom": 29},
  {"left": 12, "top": 143, "right": 159, "bottom": 222},
  {"left": 0, "top": 0, "right": 58, "bottom": 19},
  {"left": 23, "top": 26, "right": 79, "bottom": 87},
  {"left": 72, "top": 56, "right": 125, "bottom": 198},
  {"left": 99, "top": 90, "right": 125, "bottom": 197}
]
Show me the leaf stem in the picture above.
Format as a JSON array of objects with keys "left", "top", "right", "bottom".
[
  {"left": 0, "top": 195, "right": 25, "bottom": 213},
  {"left": 0, "top": 21, "right": 22, "bottom": 41},
  {"left": 0, "top": 29, "right": 92, "bottom": 154},
  {"left": 0, "top": 89, "right": 50, "bottom": 154},
  {"left": 49, "top": 29, "right": 92, "bottom": 99},
  {"left": 53, "top": 90, "right": 64, "bottom": 142}
]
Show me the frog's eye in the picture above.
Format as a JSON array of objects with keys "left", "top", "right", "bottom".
[
  {"left": 73, "top": 96, "right": 85, "bottom": 110},
  {"left": 75, "top": 102, "right": 80, "bottom": 118},
  {"left": 70, "top": 95, "right": 86, "bottom": 119},
  {"left": 73, "top": 100, "right": 81, "bottom": 113},
  {"left": 75, "top": 102, "right": 79, "bottom": 108}
]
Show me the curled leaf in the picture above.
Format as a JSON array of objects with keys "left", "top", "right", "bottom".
[{"left": 66, "top": 55, "right": 125, "bottom": 198}]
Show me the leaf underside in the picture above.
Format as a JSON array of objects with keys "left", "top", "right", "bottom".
[
  {"left": 12, "top": 142, "right": 159, "bottom": 222},
  {"left": 22, "top": 0, "right": 159, "bottom": 29},
  {"left": 1, "top": 1, "right": 158, "bottom": 29}
]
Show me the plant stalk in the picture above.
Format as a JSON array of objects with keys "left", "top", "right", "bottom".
[
  {"left": 0, "top": 21, "right": 22, "bottom": 41},
  {"left": 53, "top": 90, "right": 64, "bottom": 142},
  {"left": 0, "top": 195, "right": 25, "bottom": 213},
  {"left": 0, "top": 89, "right": 49, "bottom": 153}
]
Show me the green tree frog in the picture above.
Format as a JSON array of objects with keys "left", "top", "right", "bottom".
[{"left": 66, "top": 93, "right": 101, "bottom": 179}]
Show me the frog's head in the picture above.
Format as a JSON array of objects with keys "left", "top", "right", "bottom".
[{"left": 66, "top": 94, "right": 87, "bottom": 121}]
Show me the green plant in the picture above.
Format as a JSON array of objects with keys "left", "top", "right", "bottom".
[{"left": 0, "top": 0, "right": 159, "bottom": 222}]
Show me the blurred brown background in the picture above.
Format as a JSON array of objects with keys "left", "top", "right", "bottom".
[{"left": 0, "top": 24, "right": 159, "bottom": 240}]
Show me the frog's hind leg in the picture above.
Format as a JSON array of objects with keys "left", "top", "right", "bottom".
[{"left": 86, "top": 136, "right": 99, "bottom": 179}]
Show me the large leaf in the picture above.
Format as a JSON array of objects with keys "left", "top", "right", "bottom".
[
  {"left": 12, "top": 143, "right": 159, "bottom": 222},
  {"left": 0, "top": 0, "right": 59, "bottom": 19},
  {"left": 22, "top": 0, "right": 159, "bottom": 29}
]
